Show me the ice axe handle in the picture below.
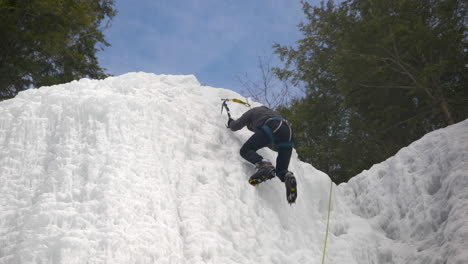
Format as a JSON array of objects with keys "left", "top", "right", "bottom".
[
  {"left": 221, "top": 100, "right": 232, "bottom": 127},
  {"left": 221, "top": 100, "right": 231, "bottom": 118}
]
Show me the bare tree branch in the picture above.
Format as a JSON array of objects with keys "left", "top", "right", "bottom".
[
  {"left": 237, "top": 55, "right": 297, "bottom": 109},
  {"left": 357, "top": 84, "right": 418, "bottom": 89}
]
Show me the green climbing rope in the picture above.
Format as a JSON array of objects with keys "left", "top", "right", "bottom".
[{"left": 321, "top": 180, "right": 333, "bottom": 264}]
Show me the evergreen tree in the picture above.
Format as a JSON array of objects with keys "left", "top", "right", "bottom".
[
  {"left": 275, "top": 0, "right": 467, "bottom": 183},
  {"left": 0, "top": 0, "right": 116, "bottom": 100}
]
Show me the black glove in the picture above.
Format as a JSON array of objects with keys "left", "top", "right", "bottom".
[{"left": 227, "top": 118, "right": 234, "bottom": 128}]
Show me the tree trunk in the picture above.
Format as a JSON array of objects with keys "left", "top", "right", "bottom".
[{"left": 440, "top": 98, "right": 454, "bottom": 125}]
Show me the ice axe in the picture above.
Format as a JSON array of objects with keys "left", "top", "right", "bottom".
[
  {"left": 220, "top": 98, "right": 251, "bottom": 116},
  {"left": 223, "top": 98, "right": 251, "bottom": 108},
  {"left": 221, "top": 98, "right": 251, "bottom": 127},
  {"left": 221, "top": 99, "right": 232, "bottom": 127}
]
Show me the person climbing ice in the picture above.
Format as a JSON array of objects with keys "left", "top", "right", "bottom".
[{"left": 226, "top": 105, "right": 297, "bottom": 204}]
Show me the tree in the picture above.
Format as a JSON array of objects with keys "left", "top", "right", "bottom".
[
  {"left": 0, "top": 0, "right": 116, "bottom": 100},
  {"left": 274, "top": 0, "right": 467, "bottom": 183},
  {"left": 237, "top": 56, "right": 299, "bottom": 109}
]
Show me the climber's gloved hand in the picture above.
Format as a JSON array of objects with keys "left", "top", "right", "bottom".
[{"left": 227, "top": 118, "right": 234, "bottom": 128}]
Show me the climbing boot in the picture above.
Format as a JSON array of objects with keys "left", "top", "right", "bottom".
[
  {"left": 284, "top": 172, "right": 297, "bottom": 204},
  {"left": 249, "top": 160, "right": 275, "bottom": 186}
]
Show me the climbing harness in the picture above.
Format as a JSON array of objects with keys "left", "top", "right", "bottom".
[
  {"left": 321, "top": 180, "right": 333, "bottom": 264},
  {"left": 261, "top": 116, "right": 294, "bottom": 148}
]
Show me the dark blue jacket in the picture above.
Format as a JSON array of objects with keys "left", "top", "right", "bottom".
[{"left": 229, "top": 106, "right": 281, "bottom": 133}]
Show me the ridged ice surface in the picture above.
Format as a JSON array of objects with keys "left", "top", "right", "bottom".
[
  {"left": 340, "top": 118, "right": 468, "bottom": 264},
  {"left": 0, "top": 72, "right": 466, "bottom": 264}
]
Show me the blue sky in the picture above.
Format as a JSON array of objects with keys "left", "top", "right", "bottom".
[{"left": 97, "top": 0, "right": 318, "bottom": 94}]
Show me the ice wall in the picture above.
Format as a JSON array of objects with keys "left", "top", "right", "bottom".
[
  {"left": 340, "top": 119, "right": 468, "bottom": 264},
  {"left": 1, "top": 72, "right": 466, "bottom": 264},
  {"left": 0, "top": 73, "right": 348, "bottom": 264}
]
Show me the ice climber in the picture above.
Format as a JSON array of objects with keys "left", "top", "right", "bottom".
[{"left": 227, "top": 106, "right": 297, "bottom": 204}]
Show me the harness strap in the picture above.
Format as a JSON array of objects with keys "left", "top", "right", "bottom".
[
  {"left": 272, "top": 120, "right": 283, "bottom": 133},
  {"left": 261, "top": 117, "right": 294, "bottom": 148}
]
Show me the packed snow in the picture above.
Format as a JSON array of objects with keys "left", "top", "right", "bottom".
[
  {"left": 0, "top": 72, "right": 466, "bottom": 264},
  {"left": 340, "top": 118, "right": 468, "bottom": 264}
]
